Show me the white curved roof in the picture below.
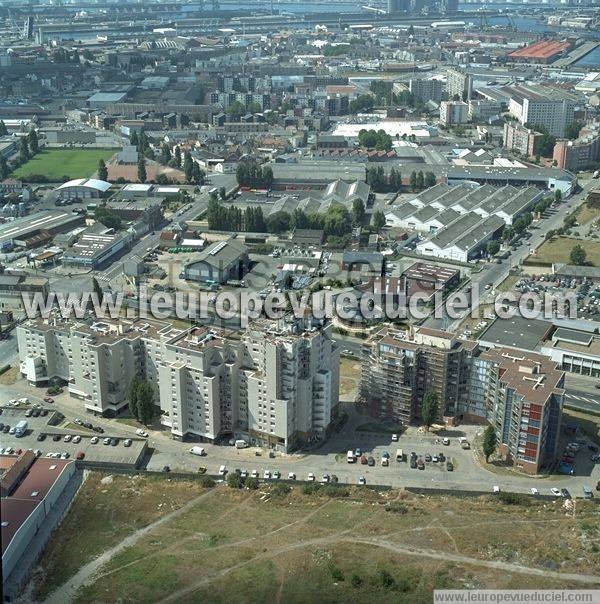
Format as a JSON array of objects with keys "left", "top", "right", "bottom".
[{"left": 57, "top": 178, "right": 111, "bottom": 192}]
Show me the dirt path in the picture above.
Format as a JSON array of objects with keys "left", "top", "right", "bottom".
[
  {"left": 90, "top": 497, "right": 334, "bottom": 584},
  {"left": 157, "top": 531, "right": 600, "bottom": 603},
  {"left": 42, "top": 488, "right": 218, "bottom": 604}
]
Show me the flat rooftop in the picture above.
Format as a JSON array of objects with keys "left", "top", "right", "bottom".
[{"left": 478, "top": 316, "right": 553, "bottom": 352}]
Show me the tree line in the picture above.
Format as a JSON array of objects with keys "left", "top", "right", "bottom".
[
  {"left": 366, "top": 166, "right": 436, "bottom": 193},
  {"left": 236, "top": 164, "right": 273, "bottom": 188},
  {"left": 128, "top": 374, "right": 155, "bottom": 425}
]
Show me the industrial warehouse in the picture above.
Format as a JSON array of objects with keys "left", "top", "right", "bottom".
[{"left": 384, "top": 183, "right": 543, "bottom": 262}]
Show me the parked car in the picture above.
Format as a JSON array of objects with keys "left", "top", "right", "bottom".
[
  {"left": 424, "top": 454, "right": 432, "bottom": 462},
  {"left": 37, "top": 434, "right": 46, "bottom": 442},
  {"left": 321, "top": 474, "right": 330, "bottom": 483},
  {"left": 263, "top": 470, "right": 271, "bottom": 479},
  {"left": 358, "top": 476, "right": 366, "bottom": 485},
  {"left": 561, "top": 488, "right": 571, "bottom": 499},
  {"left": 288, "top": 472, "right": 296, "bottom": 480},
  {"left": 550, "top": 487, "right": 561, "bottom": 497},
  {"left": 91, "top": 436, "right": 99, "bottom": 444},
  {"left": 76, "top": 452, "right": 85, "bottom": 460},
  {"left": 124, "top": 439, "right": 132, "bottom": 447},
  {"left": 360, "top": 455, "right": 368, "bottom": 465},
  {"left": 72, "top": 435, "right": 81, "bottom": 444},
  {"left": 391, "top": 433, "right": 399, "bottom": 442},
  {"left": 110, "top": 438, "right": 118, "bottom": 446},
  {"left": 307, "top": 472, "right": 315, "bottom": 481},
  {"left": 530, "top": 487, "right": 539, "bottom": 496},
  {"left": 367, "top": 457, "right": 375, "bottom": 467},
  {"left": 103, "top": 437, "right": 111, "bottom": 445},
  {"left": 43, "top": 397, "right": 54, "bottom": 404},
  {"left": 417, "top": 458, "right": 425, "bottom": 470},
  {"left": 52, "top": 434, "right": 61, "bottom": 442}
]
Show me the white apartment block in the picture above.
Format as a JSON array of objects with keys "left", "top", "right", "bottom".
[
  {"left": 507, "top": 84, "right": 577, "bottom": 138},
  {"left": 17, "top": 314, "right": 340, "bottom": 451}
]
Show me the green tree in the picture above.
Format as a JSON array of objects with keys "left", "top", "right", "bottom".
[
  {"left": 227, "top": 473, "right": 243, "bottom": 488},
  {"left": 352, "top": 198, "right": 365, "bottom": 226},
  {"left": 98, "top": 159, "right": 108, "bottom": 181},
  {"left": 502, "top": 226, "right": 514, "bottom": 242},
  {"left": 28, "top": 129, "right": 39, "bottom": 155},
  {"left": 137, "top": 157, "right": 147, "bottom": 183},
  {"left": 174, "top": 145, "right": 182, "bottom": 167},
  {"left": 409, "top": 170, "right": 417, "bottom": 191},
  {"left": 130, "top": 131, "right": 139, "bottom": 147},
  {"left": 19, "top": 137, "right": 30, "bottom": 163},
  {"left": 565, "top": 122, "right": 582, "bottom": 140},
  {"left": 416, "top": 170, "right": 424, "bottom": 191},
  {"left": 191, "top": 162, "right": 205, "bottom": 185},
  {"left": 373, "top": 209, "right": 386, "bottom": 232},
  {"left": 92, "top": 277, "right": 104, "bottom": 305},
  {"left": 421, "top": 391, "right": 439, "bottom": 429},
  {"left": 228, "top": 100, "right": 246, "bottom": 117},
  {"left": 245, "top": 476, "right": 259, "bottom": 489},
  {"left": 160, "top": 142, "right": 171, "bottom": 165},
  {"left": 570, "top": 244, "right": 587, "bottom": 266},
  {"left": 267, "top": 210, "right": 291, "bottom": 234},
  {"left": 487, "top": 240, "right": 500, "bottom": 256},
  {"left": 482, "top": 425, "right": 497, "bottom": 463},
  {"left": 0, "top": 156, "right": 8, "bottom": 179},
  {"left": 136, "top": 381, "right": 155, "bottom": 425},
  {"left": 128, "top": 374, "right": 142, "bottom": 418},
  {"left": 0, "top": 120, "right": 7, "bottom": 136},
  {"left": 554, "top": 189, "right": 562, "bottom": 203},
  {"left": 424, "top": 171, "right": 436, "bottom": 188},
  {"left": 183, "top": 151, "right": 194, "bottom": 183}
]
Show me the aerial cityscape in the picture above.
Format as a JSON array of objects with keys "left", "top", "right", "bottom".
[{"left": 1, "top": 0, "right": 600, "bottom": 602}]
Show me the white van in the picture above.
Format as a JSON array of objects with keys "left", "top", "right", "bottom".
[
  {"left": 189, "top": 446, "right": 206, "bottom": 456},
  {"left": 235, "top": 439, "right": 248, "bottom": 449},
  {"left": 347, "top": 450, "right": 355, "bottom": 463}
]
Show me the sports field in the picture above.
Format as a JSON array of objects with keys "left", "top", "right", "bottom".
[
  {"left": 32, "top": 473, "right": 600, "bottom": 603},
  {"left": 12, "top": 148, "right": 116, "bottom": 182}
]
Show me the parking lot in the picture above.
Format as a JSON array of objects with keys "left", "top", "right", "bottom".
[
  {"left": 514, "top": 274, "right": 600, "bottom": 319},
  {"left": 0, "top": 407, "right": 146, "bottom": 466}
]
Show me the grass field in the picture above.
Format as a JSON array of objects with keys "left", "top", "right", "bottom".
[
  {"left": 32, "top": 474, "right": 209, "bottom": 600},
  {"left": 533, "top": 236, "right": 600, "bottom": 267},
  {"left": 575, "top": 202, "right": 600, "bottom": 227},
  {"left": 32, "top": 474, "right": 600, "bottom": 603},
  {"left": 12, "top": 148, "right": 117, "bottom": 182}
]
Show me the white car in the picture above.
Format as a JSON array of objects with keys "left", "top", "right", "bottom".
[
  {"left": 358, "top": 476, "right": 366, "bottom": 485},
  {"left": 136, "top": 429, "right": 149, "bottom": 437},
  {"left": 72, "top": 435, "right": 81, "bottom": 444},
  {"left": 307, "top": 472, "right": 315, "bottom": 481},
  {"left": 492, "top": 485, "right": 500, "bottom": 493},
  {"left": 63, "top": 435, "right": 72, "bottom": 443},
  {"left": 287, "top": 472, "right": 296, "bottom": 480},
  {"left": 240, "top": 469, "right": 248, "bottom": 478},
  {"left": 251, "top": 469, "right": 259, "bottom": 478},
  {"left": 530, "top": 487, "right": 539, "bottom": 496},
  {"left": 550, "top": 487, "right": 561, "bottom": 497},
  {"left": 103, "top": 437, "right": 111, "bottom": 445},
  {"left": 263, "top": 470, "right": 271, "bottom": 479},
  {"left": 391, "top": 433, "right": 399, "bottom": 442},
  {"left": 90, "top": 436, "right": 99, "bottom": 444}
]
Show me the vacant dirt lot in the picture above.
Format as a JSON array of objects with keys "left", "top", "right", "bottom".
[{"left": 35, "top": 474, "right": 600, "bottom": 604}]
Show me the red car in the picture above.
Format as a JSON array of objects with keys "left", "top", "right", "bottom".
[
  {"left": 360, "top": 455, "right": 368, "bottom": 465},
  {"left": 15, "top": 449, "right": 22, "bottom": 455},
  {"left": 43, "top": 397, "right": 54, "bottom": 404},
  {"left": 76, "top": 451, "right": 85, "bottom": 460}
]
